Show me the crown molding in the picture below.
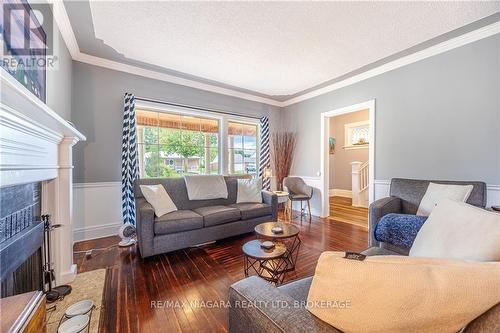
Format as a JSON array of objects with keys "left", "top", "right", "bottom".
[
  {"left": 74, "top": 53, "right": 283, "bottom": 106},
  {"left": 281, "top": 21, "right": 500, "bottom": 107},
  {"left": 52, "top": 1, "right": 500, "bottom": 108},
  {"left": 50, "top": 0, "right": 80, "bottom": 59}
]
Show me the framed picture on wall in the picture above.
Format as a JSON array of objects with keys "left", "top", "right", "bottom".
[
  {"left": 329, "top": 137, "right": 336, "bottom": 154},
  {"left": 1, "top": 0, "right": 47, "bottom": 102}
]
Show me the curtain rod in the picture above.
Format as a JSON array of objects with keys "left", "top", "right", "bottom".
[{"left": 134, "top": 96, "right": 263, "bottom": 120}]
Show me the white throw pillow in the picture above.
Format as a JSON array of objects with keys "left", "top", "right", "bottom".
[
  {"left": 307, "top": 251, "right": 500, "bottom": 333},
  {"left": 416, "top": 182, "right": 473, "bottom": 216},
  {"left": 410, "top": 198, "right": 500, "bottom": 261},
  {"left": 184, "top": 175, "right": 228, "bottom": 200},
  {"left": 236, "top": 178, "right": 262, "bottom": 203},
  {"left": 140, "top": 184, "right": 177, "bottom": 217}
]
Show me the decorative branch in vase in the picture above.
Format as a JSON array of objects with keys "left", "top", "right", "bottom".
[{"left": 271, "top": 131, "right": 296, "bottom": 191}]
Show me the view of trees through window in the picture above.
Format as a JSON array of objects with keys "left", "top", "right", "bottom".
[
  {"left": 136, "top": 109, "right": 259, "bottom": 178},
  {"left": 137, "top": 110, "right": 219, "bottom": 178}
]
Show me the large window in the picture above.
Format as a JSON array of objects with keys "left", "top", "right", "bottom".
[
  {"left": 228, "top": 121, "right": 258, "bottom": 176},
  {"left": 136, "top": 108, "right": 260, "bottom": 178},
  {"left": 137, "top": 110, "right": 219, "bottom": 178}
]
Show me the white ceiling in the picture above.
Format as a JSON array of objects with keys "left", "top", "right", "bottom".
[{"left": 88, "top": 1, "right": 499, "bottom": 97}]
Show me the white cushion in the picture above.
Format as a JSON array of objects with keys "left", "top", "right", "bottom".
[
  {"left": 184, "top": 175, "right": 228, "bottom": 200},
  {"left": 307, "top": 251, "right": 500, "bottom": 333},
  {"left": 236, "top": 178, "right": 262, "bottom": 203},
  {"left": 410, "top": 198, "right": 500, "bottom": 261},
  {"left": 416, "top": 182, "right": 473, "bottom": 216},
  {"left": 140, "top": 184, "right": 177, "bottom": 217}
]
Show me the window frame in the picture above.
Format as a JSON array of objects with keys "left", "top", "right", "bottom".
[
  {"left": 343, "top": 120, "right": 369, "bottom": 150},
  {"left": 226, "top": 120, "right": 260, "bottom": 176},
  {"left": 135, "top": 100, "right": 260, "bottom": 177}
]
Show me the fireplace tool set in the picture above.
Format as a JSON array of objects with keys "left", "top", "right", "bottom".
[{"left": 42, "top": 214, "right": 72, "bottom": 303}]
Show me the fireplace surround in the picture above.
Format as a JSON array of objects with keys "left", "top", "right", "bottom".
[{"left": 0, "top": 68, "right": 85, "bottom": 289}]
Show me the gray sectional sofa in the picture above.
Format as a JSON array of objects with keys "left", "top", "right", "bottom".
[
  {"left": 229, "top": 178, "right": 498, "bottom": 332},
  {"left": 134, "top": 176, "right": 278, "bottom": 258}
]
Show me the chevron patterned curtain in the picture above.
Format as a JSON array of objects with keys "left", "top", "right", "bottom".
[
  {"left": 121, "top": 93, "right": 139, "bottom": 225},
  {"left": 259, "top": 116, "right": 271, "bottom": 190}
]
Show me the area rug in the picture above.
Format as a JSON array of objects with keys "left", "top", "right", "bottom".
[{"left": 46, "top": 269, "right": 106, "bottom": 333}]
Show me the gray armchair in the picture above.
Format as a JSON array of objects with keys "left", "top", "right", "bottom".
[
  {"left": 283, "top": 177, "right": 313, "bottom": 221},
  {"left": 369, "top": 178, "right": 487, "bottom": 254}
]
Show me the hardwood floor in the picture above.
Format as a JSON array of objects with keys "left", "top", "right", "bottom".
[
  {"left": 329, "top": 196, "right": 368, "bottom": 229},
  {"left": 74, "top": 212, "right": 368, "bottom": 333}
]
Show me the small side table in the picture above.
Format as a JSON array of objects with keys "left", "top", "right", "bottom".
[
  {"left": 273, "top": 191, "right": 290, "bottom": 220},
  {"left": 242, "top": 240, "right": 288, "bottom": 285},
  {"left": 254, "top": 222, "right": 301, "bottom": 272}
]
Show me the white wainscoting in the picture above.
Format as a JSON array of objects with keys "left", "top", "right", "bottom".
[
  {"left": 374, "top": 180, "right": 500, "bottom": 208},
  {"left": 73, "top": 182, "right": 122, "bottom": 242},
  {"left": 488, "top": 185, "right": 500, "bottom": 208},
  {"left": 73, "top": 177, "right": 325, "bottom": 241},
  {"left": 373, "top": 180, "right": 391, "bottom": 200}
]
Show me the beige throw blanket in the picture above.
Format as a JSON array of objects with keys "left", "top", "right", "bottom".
[
  {"left": 307, "top": 252, "right": 500, "bottom": 333},
  {"left": 184, "top": 175, "right": 228, "bottom": 200}
]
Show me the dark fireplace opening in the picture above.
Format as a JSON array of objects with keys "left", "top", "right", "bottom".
[{"left": 0, "top": 182, "right": 44, "bottom": 298}]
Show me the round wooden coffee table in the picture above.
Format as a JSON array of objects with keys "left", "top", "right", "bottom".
[
  {"left": 242, "top": 240, "right": 287, "bottom": 285},
  {"left": 254, "top": 222, "right": 301, "bottom": 272}
]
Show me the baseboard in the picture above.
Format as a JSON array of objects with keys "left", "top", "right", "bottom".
[
  {"left": 58, "top": 264, "right": 77, "bottom": 285},
  {"left": 329, "top": 188, "right": 352, "bottom": 198},
  {"left": 73, "top": 222, "right": 121, "bottom": 243}
]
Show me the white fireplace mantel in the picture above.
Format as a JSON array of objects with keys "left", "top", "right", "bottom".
[{"left": 1, "top": 68, "right": 86, "bottom": 284}]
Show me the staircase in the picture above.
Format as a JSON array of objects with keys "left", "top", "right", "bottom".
[{"left": 350, "top": 161, "right": 369, "bottom": 208}]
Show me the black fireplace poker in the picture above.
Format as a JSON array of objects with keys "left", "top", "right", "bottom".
[{"left": 42, "top": 214, "right": 72, "bottom": 303}]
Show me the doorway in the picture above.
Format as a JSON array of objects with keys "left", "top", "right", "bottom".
[{"left": 320, "top": 100, "right": 375, "bottom": 224}]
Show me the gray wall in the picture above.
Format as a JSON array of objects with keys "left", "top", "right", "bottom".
[
  {"left": 36, "top": 2, "right": 72, "bottom": 120},
  {"left": 284, "top": 35, "right": 500, "bottom": 185},
  {"left": 71, "top": 62, "right": 281, "bottom": 183},
  {"left": 329, "top": 110, "right": 369, "bottom": 190},
  {"left": 46, "top": 30, "right": 72, "bottom": 121}
]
